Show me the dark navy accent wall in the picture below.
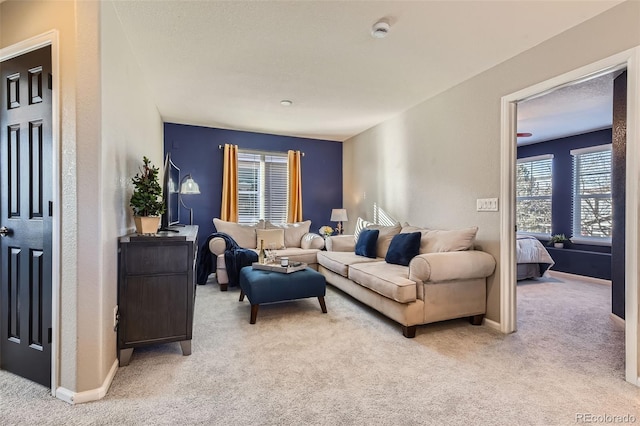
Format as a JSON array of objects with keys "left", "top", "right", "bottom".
[
  {"left": 517, "top": 129, "right": 612, "bottom": 279},
  {"left": 164, "top": 123, "right": 343, "bottom": 241}
]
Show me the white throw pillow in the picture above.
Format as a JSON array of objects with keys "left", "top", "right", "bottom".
[
  {"left": 353, "top": 217, "right": 373, "bottom": 242},
  {"left": 265, "top": 220, "right": 311, "bottom": 248},
  {"left": 213, "top": 218, "right": 264, "bottom": 249},
  {"left": 256, "top": 228, "right": 286, "bottom": 250}
]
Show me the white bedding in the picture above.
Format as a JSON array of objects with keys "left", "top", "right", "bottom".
[{"left": 516, "top": 234, "right": 555, "bottom": 279}]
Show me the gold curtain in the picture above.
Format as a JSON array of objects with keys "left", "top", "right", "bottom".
[
  {"left": 287, "top": 150, "right": 303, "bottom": 222},
  {"left": 220, "top": 144, "right": 238, "bottom": 222}
]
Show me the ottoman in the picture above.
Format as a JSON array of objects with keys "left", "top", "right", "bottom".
[{"left": 238, "top": 266, "right": 327, "bottom": 324}]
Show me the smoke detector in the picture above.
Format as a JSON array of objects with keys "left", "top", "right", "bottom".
[{"left": 371, "top": 20, "right": 390, "bottom": 39}]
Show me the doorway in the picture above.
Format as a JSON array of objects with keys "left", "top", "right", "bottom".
[{"left": 499, "top": 47, "right": 640, "bottom": 386}]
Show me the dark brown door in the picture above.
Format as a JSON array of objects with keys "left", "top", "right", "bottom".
[{"left": 0, "top": 46, "right": 52, "bottom": 387}]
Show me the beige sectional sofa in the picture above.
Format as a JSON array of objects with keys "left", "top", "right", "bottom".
[
  {"left": 318, "top": 222, "right": 496, "bottom": 337},
  {"left": 209, "top": 218, "right": 325, "bottom": 290}
]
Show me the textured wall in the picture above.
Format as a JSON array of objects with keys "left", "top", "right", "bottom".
[
  {"left": 100, "top": 1, "right": 163, "bottom": 388},
  {"left": 344, "top": 1, "right": 640, "bottom": 323},
  {"left": 164, "top": 123, "right": 342, "bottom": 241}
]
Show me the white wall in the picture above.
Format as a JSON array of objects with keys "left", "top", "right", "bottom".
[
  {"left": 0, "top": 0, "right": 163, "bottom": 395},
  {"left": 100, "top": 0, "right": 163, "bottom": 383},
  {"left": 344, "top": 0, "right": 640, "bottom": 322}
]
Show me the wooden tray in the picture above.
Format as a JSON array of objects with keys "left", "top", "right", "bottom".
[{"left": 251, "top": 262, "right": 307, "bottom": 274}]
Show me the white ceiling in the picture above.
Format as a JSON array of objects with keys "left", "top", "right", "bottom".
[
  {"left": 111, "top": 0, "right": 623, "bottom": 142},
  {"left": 517, "top": 72, "right": 615, "bottom": 145}
]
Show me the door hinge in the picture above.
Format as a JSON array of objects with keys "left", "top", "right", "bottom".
[
  {"left": 48, "top": 327, "right": 52, "bottom": 344},
  {"left": 49, "top": 201, "right": 53, "bottom": 217},
  {"left": 48, "top": 73, "right": 52, "bottom": 90}
]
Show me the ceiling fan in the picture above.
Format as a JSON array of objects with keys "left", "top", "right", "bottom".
[{"left": 517, "top": 132, "right": 532, "bottom": 137}]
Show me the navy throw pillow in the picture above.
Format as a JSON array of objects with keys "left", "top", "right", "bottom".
[
  {"left": 355, "top": 229, "right": 379, "bottom": 258},
  {"left": 385, "top": 232, "right": 421, "bottom": 266}
]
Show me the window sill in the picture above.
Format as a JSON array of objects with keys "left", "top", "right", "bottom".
[{"left": 569, "top": 237, "right": 611, "bottom": 247}]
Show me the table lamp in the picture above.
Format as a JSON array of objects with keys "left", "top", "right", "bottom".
[{"left": 330, "top": 208, "right": 348, "bottom": 235}]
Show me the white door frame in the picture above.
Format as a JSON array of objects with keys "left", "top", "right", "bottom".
[
  {"left": 500, "top": 47, "right": 640, "bottom": 386},
  {"left": 0, "top": 30, "right": 61, "bottom": 396}
]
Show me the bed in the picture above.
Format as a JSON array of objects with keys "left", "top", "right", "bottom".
[{"left": 516, "top": 234, "right": 555, "bottom": 280}]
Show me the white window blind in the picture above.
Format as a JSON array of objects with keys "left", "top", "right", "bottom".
[
  {"left": 571, "top": 145, "right": 612, "bottom": 240},
  {"left": 516, "top": 154, "right": 553, "bottom": 234},
  {"left": 237, "top": 150, "right": 288, "bottom": 224}
]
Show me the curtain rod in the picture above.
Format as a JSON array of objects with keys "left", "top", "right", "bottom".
[{"left": 218, "top": 144, "right": 304, "bottom": 157}]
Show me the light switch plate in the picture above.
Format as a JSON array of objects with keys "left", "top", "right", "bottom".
[{"left": 477, "top": 198, "right": 499, "bottom": 212}]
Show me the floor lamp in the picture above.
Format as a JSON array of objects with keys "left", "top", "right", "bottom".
[{"left": 179, "top": 174, "right": 201, "bottom": 225}]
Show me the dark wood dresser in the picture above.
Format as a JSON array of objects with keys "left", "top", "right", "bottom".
[{"left": 117, "top": 225, "right": 198, "bottom": 366}]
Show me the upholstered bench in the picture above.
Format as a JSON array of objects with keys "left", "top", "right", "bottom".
[{"left": 238, "top": 266, "right": 327, "bottom": 324}]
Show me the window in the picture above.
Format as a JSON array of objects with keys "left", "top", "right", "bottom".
[
  {"left": 571, "top": 145, "right": 612, "bottom": 241},
  {"left": 516, "top": 154, "right": 553, "bottom": 234},
  {"left": 237, "top": 150, "right": 288, "bottom": 224}
]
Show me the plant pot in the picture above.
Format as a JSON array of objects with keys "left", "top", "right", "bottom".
[
  {"left": 553, "top": 242, "right": 564, "bottom": 248},
  {"left": 134, "top": 216, "right": 161, "bottom": 235}
]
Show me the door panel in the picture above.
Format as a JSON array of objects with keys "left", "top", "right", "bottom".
[{"left": 0, "top": 46, "right": 52, "bottom": 387}]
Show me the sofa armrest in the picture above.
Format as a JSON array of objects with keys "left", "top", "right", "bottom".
[
  {"left": 325, "top": 235, "right": 356, "bottom": 252},
  {"left": 301, "top": 233, "right": 325, "bottom": 250},
  {"left": 208, "top": 237, "right": 227, "bottom": 256},
  {"left": 409, "top": 251, "right": 496, "bottom": 283}
]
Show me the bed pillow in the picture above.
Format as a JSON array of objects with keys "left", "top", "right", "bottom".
[
  {"left": 355, "top": 229, "right": 379, "bottom": 258},
  {"left": 385, "top": 232, "right": 421, "bottom": 266},
  {"left": 256, "top": 228, "right": 286, "bottom": 250}
]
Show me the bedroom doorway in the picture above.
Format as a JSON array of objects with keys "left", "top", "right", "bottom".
[{"left": 500, "top": 47, "right": 640, "bottom": 386}]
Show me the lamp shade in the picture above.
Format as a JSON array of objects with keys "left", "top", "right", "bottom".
[
  {"left": 330, "top": 208, "right": 348, "bottom": 222},
  {"left": 180, "top": 175, "right": 201, "bottom": 194}
]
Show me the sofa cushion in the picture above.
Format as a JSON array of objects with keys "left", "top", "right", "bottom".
[
  {"left": 422, "top": 227, "right": 478, "bottom": 253},
  {"left": 256, "top": 228, "right": 285, "bottom": 249},
  {"left": 385, "top": 232, "right": 421, "bottom": 266},
  {"left": 365, "top": 223, "right": 402, "bottom": 258},
  {"left": 401, "top": 225, "right": 478, "bottom": 254},
  {"left": 355, "top": 229, "right": 379, "bottom": 258},
  {"left": 348, "top": 261, "right": 417, "bottom": 303},
  {"left": 213, "top": 218, "right": 264, "bottom": 249},
  {"left": 317, "top": 251, "right": 380, "bottom": 277},
  {"left": 266, "top": 220, "right": 311, "bottom": 248}
]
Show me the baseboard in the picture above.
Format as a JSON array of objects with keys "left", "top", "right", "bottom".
[
  {"left": 483, "top": 317, "right": 501, "bottom": 332},
  {"left": 547, "top": 270, "right": 611, "bottom": 286},
  {"left": 55, "top": 358, "right": 118, "bottom": 404},
  {"left": 610, "top": 313, "right": 625, "bottom": 329}
]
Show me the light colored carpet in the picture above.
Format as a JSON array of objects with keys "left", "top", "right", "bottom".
[{"left": 1, "top": 273, "right": 639, "bottom": 425}]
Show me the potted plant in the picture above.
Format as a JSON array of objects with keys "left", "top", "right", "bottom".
[
  {"left": 130, "top": 156, "right": 165, "bottom": 234},
  {"left": 549, "top": 233, "right": 569, "bottom": 248}
]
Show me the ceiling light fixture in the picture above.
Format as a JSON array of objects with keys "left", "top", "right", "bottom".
[
  {"left": 371, "top": 19, "right": 390, "bottom": 39},
  {"left": 280, "top": 100, "right": 293, "bottom": 106}
]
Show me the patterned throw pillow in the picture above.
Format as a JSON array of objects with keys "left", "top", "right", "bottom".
[{"left": 353, "top": 217, "right": 373, "bottom": 242}]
